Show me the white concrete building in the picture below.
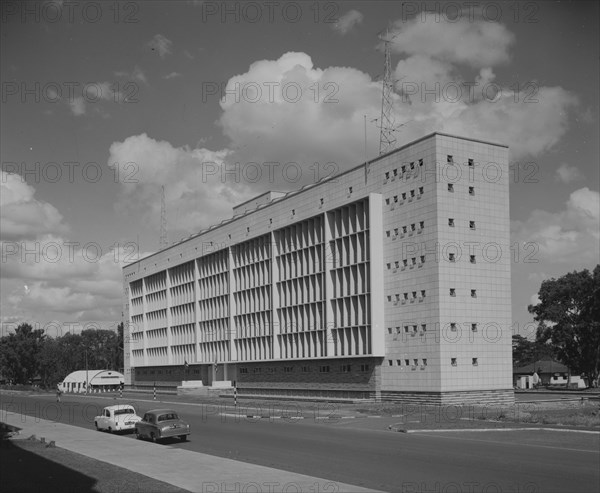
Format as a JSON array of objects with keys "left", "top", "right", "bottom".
[
  {"left": 60, "top": 370, "right": 124, "bottom": 393},
  {"left": 122, "top": 132, "right": 513, "bottom": 404}
]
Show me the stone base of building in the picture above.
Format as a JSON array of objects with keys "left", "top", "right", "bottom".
[
  {"left": 237, "top": 386, "right": 377, "bottom": 401},
  {"left": 379, "top": 389, "right": 515, "bottom": 406}
]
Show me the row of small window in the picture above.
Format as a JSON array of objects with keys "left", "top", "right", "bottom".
[
  {"left": 387, "top": 291, "right": 426, "bottom": 303},
  {"left": 447, "top": 183, "right": 476, "bottom": 195},
  {"left": 388, "top": 358, "right": 427, "bottom": 368},
  {"left": 388, "top": 357, "right": 480, "bottom": 367},
  {"left": 388, "top": 324, "right": 427, "bottom": 335},
  {"left": 447, "top": 156, "right": 475, "bottom": 167},
  {"left": 386, "top": 221, "right": 425, "bottom": 238},
  {"left": 386, "top": 256, "right": 426, "bottom": 270},
  {"left": 384, "top": 159, "right": 424, "bottom": 182},
  {"left": 448, "top": 219, "right": 476, "bottom": 229},
  {"left": 449, "top": 253, "right": 477, "bottom": 263},
  {"left": 449, "top": 288, "right": 478, "bottom": 298},
  {"left": 385, "top": 188, "right": 424, "bottom": 206},
  {"left": 239, "top": 364, "right": 371, "bottom": 374}
]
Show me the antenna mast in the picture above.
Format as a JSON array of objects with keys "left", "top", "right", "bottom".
[
  {"left": 379, "top": 31, "right": 397, "bottom": 155},
  {"left": 160, "top": 185, "right": 168, "bottom": 249}
]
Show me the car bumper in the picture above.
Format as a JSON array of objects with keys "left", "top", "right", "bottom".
[{"left": 159, "top": 427, "right": 190, "bottom": 438}]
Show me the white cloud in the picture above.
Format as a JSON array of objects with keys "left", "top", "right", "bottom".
[
  {"left": 0, "top": 172, "right": 69, "bottom": 240},
  {"left": 68, "top": 96, "right": 86, "bottom": 116},
  {"left": 163, "top": 72, "right": 182, "bottom": 80},
  {"left": 389, "top": 16, "right": 515, "bottom": 67},
  {"left": 333, "top": 10, "right": 364, "bottom": 35},
  {"left": 148, "top": 34, "right": 173, "bottom": 58},
  {"left": 555, "top": 163, "right": 584, "bottom": 184},
  {"left": 512, "top": 187, "right": 600, "bottom": 264}
]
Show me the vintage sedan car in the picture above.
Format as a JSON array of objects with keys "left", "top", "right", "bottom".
[
  {"left": 94, "top": 405, "right": 142, "bottom": 433},
  {"left": 135, "top": 409, "right": 190, "bottom": 442}
]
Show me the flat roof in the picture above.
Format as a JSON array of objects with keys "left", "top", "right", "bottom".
[{"left": 123, "top": 132, "right": 507, "bottom": 268}]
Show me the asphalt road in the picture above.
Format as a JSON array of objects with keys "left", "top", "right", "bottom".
[{"left": 2, "top": 391, "right": 598, "bottom": 493}]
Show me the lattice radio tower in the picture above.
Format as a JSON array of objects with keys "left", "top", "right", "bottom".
[
  {"left": 378, "top": 31, "right": 397, "bottom": 155},
  {"left": 160, "top": 185, "right": 168, "bottom": 249}
]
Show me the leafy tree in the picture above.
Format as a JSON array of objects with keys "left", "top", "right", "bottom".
[
  {"left": 528, "top": 265, "right": 600, "bottom": 387},
  {"left": 0, "top": 323, "right": 46, "bottom": 384},
  {"left": 512, "top": 334, "right": 555, "bottom": 368}
]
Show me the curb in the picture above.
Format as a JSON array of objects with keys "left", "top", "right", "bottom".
[{"left": 388, "top": 425, "right": 600, "bottom": 434}]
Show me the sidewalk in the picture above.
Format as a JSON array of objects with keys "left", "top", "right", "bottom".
[{"left": 2, "top": 410, "right": 380, "bottom": 493}]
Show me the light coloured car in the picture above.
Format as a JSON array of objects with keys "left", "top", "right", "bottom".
[
  {"left": 94, "top": 405, "right": 142, "bottom": 433},
  {"left": 135, "top": 409, "right": 190, "bottom": 442}
]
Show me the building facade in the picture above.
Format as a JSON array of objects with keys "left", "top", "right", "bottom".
[{"left": 123, "top": 133, "right": 513, "bottom": 405}]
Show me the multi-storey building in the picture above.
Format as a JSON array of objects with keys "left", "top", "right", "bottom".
[{"left": 122, "top": 132, "right": 514, "bottom": 405}]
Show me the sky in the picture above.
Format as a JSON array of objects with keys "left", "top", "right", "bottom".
[{"left": 1, "top": 0, "right": 598, "bottom": 340}]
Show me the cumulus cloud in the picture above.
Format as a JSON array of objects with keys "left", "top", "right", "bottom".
[
  {"left": 512, "top": 187, "right": 600, "bottom": 264},
  {"left": 148, "top": 34, "right": 173, "bottom": 58},
  {"left": 163, "top": 72, "right": 182, "bottom": 80},
  {"left": 1, "top": 172, "right": 69, "bottom": 240},
  {"left": 333, "top": 10, "right": 364, "bottom": 35},
  {"left": 555, "top": 163, "right": 585, "bottom": 184}
]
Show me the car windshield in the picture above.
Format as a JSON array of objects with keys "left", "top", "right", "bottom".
[
  {"left": 114, "top": 409, "right": 134, "bottom": 416},
  {"left": 157, "top": 413, "right": 178, "bottom": 422}
]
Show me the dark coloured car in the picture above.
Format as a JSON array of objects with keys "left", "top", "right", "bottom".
[{"left": 135, "top": 409, "right": 190, "bottom": 442}]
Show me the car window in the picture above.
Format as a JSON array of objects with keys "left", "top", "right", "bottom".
[
  {"left": 115, "top": 408, "right": 134, "bottom": 416},
  {"left": 158, "top": 413, "right": 179, "bottom": 422},
  {"left": 143, "top": 413, "right": 151, "bottom": 422}
]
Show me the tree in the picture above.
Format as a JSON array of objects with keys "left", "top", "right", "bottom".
[
  {"left": 528, "top": 265, "right": 600, "bottom": 387},
  {"left": 0, "top": 323, "right": 46, "bottom": 384},
  {"left": 512, "top": 334, "right": 555, "bottom": 368}
]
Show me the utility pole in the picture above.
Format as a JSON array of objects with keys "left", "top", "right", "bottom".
[{"left": 85, "top": 350, "right": 88, "bottom": 395}]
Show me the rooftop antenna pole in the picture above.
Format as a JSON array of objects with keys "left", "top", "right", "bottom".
[
  {"left": 379, "top": 29, "right": 397, "bottom": 155},
  {"left": 160, "top": 185, "right": 168, "bottom": 249}
]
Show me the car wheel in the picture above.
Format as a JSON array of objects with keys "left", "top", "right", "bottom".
[
  {"left": 136, "top": 432, "right": 142, "bottom": 440},
  {"left": 150, "top": 432, "right": 156, "bottom": 443},
  {"left": 95, "top": 422, "right": 100, "bottom": 431},
  {"left": 180, "top": 435, "right": 187, "bottom": 442}
]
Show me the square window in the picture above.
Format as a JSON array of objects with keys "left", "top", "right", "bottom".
[
  {"left": 451, "top": 358, "right": 457, "bottom": 366},
  {"left": 404, "top": 359, "right": 410, "bottom": 366},
  {"left": 469, "top": 186, "right": 475, "bottom": 195},
  {"left": 387, "top": 327, "right": 392, "bottom": 334},
  {"left": 448, "top": 183, "right": 454, "bottom": 192},
  {"left": 448, "top": 218, "right": 455, "bottom": 227}
]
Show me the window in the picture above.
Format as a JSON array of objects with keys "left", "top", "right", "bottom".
[
  {"left": 403, "top": 293, "right": 409, "bottom": 300},
  {"left": 402, "top": 226, "right": 407, "bottom": 233},
  {"left": 394, "top": 228, "right": 399, "bottom": 236},
  {"left": 388, "top": 360, "right": 393, "bottom": 366},
  {"left": 421, "top": 290, "right": 426, "bottom": 297},
  {"left": 403, "top": 259, "right": 408, "bottom": 267},
  {"left": 419, "top": 221, "right": 425, "bottom": 229},
  {"left": 447, "top": 155, "right": 454, "bottom": 164},
  {"left": 471, "top": 323, "right": 478, "bottom": 332},
  {"left": 253, "top": 367, "right": 262, "bottom": 373},
  {"left": 404, "top": 325, "right": 409, "bottom": 333},
  {"left": 448, "top": 183, "right": 454, "bottom": 192},
  {"left": 472, "top": 358, "right": 478, "bottom": 366},
  {"left": 451, "top": 358, "right": 457, "bottom": 366},
  {"left": 394, "top": 195, "right": 398, "bottom": 203},
  {"left": 469, "top": 221, "right": 476, "bottom": 230},
  {"left": 422, "top": 358, "right": 428, "bottom": 366},
  {"left": 471, "top": 289, "right": 477, "bottom": 298},
  {"left": 393, "top": 169, "right": 398, "bottom": 176},
  {"left": 320, "top": 198, "right": 324, "bottom": 205},
  {"left": 385, "top": 198, "right": 390, "bottom": 205},
  {"left": 404, "top": 359, "right": 410, "bottom": 366},
  {"left": 410, "top": 190, "right": 415, "bottom": 197},
  {"left": 270, "top": 218, "right": 273, "bottom": 224},
  {"left": 450, "top": 288, "right": 456, "bottom": 297},
  {"left": 401, "top": 165, "right": 406, "bottom": 174},
  {"left": 292, "top": 209, "right": 295, "bottom": 216},
  {"left": 448, "top": 218, "right": 455, "bottom": 227},
  {"left": 387, "top": 295, "right": 392, "bottom": 302},
  {"left": 469, "top": 186, "right": 475, "bottom": 195},
  {"left": 468, "top": 158, "right": 474, "bottom": 167},
  {"left": 386, "top": 230, "right": 391, "bottom": 237},
  {"left": 421, "top": 324, "right": 427, "bottom": 332},
  {"left": 319, "top": 365, "right": 330, "bottom": 373},
  {"left": 411, "top": 257, "right": 416, "bottom": 265},
  {"left": 397, "top": 360, "right": 402, "bottom": 366},
  {"left": 387, "top": 327, "right": 392, "bottom": 334},
  {"left": 267, "top": 367, "right": 276, "bottom": 373},
  {"left": 360, "top": 364, "right": 370, "bottom": 372},
  {"left": 396, "top": 326, "right": 401, "bottom": 334},
  {"left": 246, "top": 227, "right": 250, "bottom": 233},
  {"left": 385, "top": 172, "right": 390, "bottom": 180},
  {"left": 394, "top": 260, "right": 400, "bottom": 269},
  {"left": 413, "top": 359, "right": 419, "bottom": 366},
  {"left": 413, "top": 325, "right": 418, "bottom": 333},
  {"left": 420, "top": 255, "right": 426, "bottom": 264},
  {"left": 386, "top": 263, "right": 391, "bottom": 270},
  {"left": 410, "top": 162, "right": 415, "bottom": 170},
  {"left": 419, "top": 159, "right": 423, "bottom": 166},
  {"left": 284, "top": 367, "right": 293, "bottom": 373},
  {"left": 470, "top": 255, "right": 476, "bottom": 264},
  {"left": 411, "top": 223, "right": 416, "bottom": 231},
  {"left": 449, "top": 253, "right": 456, "bottom": 262},
  {"left": 412, "top": 291, "right": 417, "bottom": 299},
  {"left": 348, "top": 187, "right": 353, "bottom": 194},
  {"left": 301, "top": 366, "right": 309, "bottom": 373},
  {"left": 402, "top": 192, "right": 407, "bottom": 200},
  {"left": 419, "top": 186, "right": 424, "bottom": 194},
  {"left": 450, "top": 323, "right": 457, "bottom": 332}
]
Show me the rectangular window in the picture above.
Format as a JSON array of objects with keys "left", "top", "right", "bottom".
[
  {"left": 402, "top": 192, "right": 407, "bottom": 200},
  {"left": 412, "top": 291, "right": 417, "bottom": 299},
  {"left": 470, "top": 255, "right": 476, "bottom": 263},
  {"left": 320, "top": 198, "right": 324, "bottom": 205},
  {"left": 386, "top": 230, "right": 391, "bottom": 237},
  {"left": 253, "top": 368, "right": 262, "bottom": 373},
  {"left": 403, "top": 293, "right": 409, "bottom": 300},
  {"left": 469, "top": 221, "right": 476, "bottom": 230},
  {"left": 419, "top": 159, "right": 424, "bottom": 166},
  {"left": 448, "top": 183, "right": 454, "bottom": 192},
  {"left": 469, "top": 186, "right": 475, "bottom": 195},
  {"left": 385, "top": 198, "right": 390, "bottom": 205},
  {"left": 411, "top": 223, "right": 416, "bottom": 231},
  {"left": 471, "top": 323, "right": 478, "bottom": 332},
  {"left": 301, "top": 366, "right": 310, "bottom": 373},
  {"left": 385, "top": 172, "right": 390, "bottom": 180},
  {"left": 410, "top": 190, "right": 415, "bottom": 197},
  {"left": 394, "top": 261, "right": 400, "bottom": 269},
  {"left": 411, "top": 257, "right": 416, "bottom": 265},
  {"left": 448, "top": 218, "right": 455, "bottom": 227},
  {"left": 397, "top": 360, "right": 402, "bottom": 366},
  {"left": 284, "top": 367, "right": 293, "bottom": 373},
  {"left": 401, "top": 165, "right": 406, "bottom": 174},
  {"left": 360, "top": 364, "right": 370, "bottom": 372},
  {"left": 471, "top": 289, "right": 477, "bottom": 298},
  {"left": 449, "top": 253, "right": 456, "bottom": 262},
  {"left": 472, "top": 358, "right": 478, "bottom": 366},
  {"left": 340, "top": 364, "right": 351, "bottom": 372},
  {"left": 447, "top": 155, "right": 454, "bottom": 164},
  {"left": 421, "top": 324, "right": 427, "bottom": 332},
  {"left": 419, "top": 186, "right": 424, "bottom": 194},
  {"left": 421, "top": 290, "right": 426, "bottom": 297},
  {"left": 292, "top": 209, "right": 295, "bottom": 216},
  {"left": 451, "top": 358, "right": 457, "bottom": 366},
  {"left": 404, "top": 325, "right": 409, "bottom": 333},
  {"left": 394, "top": 228, "right": 399, "bottom": 236},
  {"left": 386, "top": 263, "right": 391, "bottom": 270},
  {"left": 450, "top": 323, "right": 457, "bottom": 332},
  {"left": 468, "top": 159, "right": 474, "bottom": 167},
  {"left": 419, "top": 221, "right": 425, "bottom": 229},
  {"left": 319, "top": 365, "right": 330, "bottom": 373},
  {"left": 348, "top": 187, "right": 353, "bottom": 194},
  {"left": 420, "top": 255, "right": 426, "bottom": 264},
  {"left": 422, "top": 358, "right": 428, "bottom": 366},
  {"left": 403, "top": 259, "right": 408, "bottom": 267},
  {"left": 387, "top": 327, "right": 392, "bottom": 334},
  {"left": 404, "top": 359, "right": 410, "bottom": 366},
  {"left": 402, "top": 226, "right": 407, "bottom": 233},
  {"left": 413, "top": 359, "right": 419, "bottom": 366},
  {"left": 388, "top": 360, "right": 393, "bottom": 366},
  {"left": 393, "top": 169, "right": 398, "bottom": 176},
  {"left": 450, "top": 288, "right": 456, "bottom": 296},
  {"left": 394, "top": 195, "right": 398, "bottom": 202}
]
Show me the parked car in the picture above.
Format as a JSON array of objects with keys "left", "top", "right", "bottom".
[
  {"left": 94, "top": 405, "right": 142, "bottom": 433},
  {"left": 135, "top": 409, "right": 190, "bottom": 442}
]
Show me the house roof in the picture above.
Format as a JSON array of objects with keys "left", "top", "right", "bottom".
[{"left": 513, "top": 360, "right": 569, "bottom": 374}]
